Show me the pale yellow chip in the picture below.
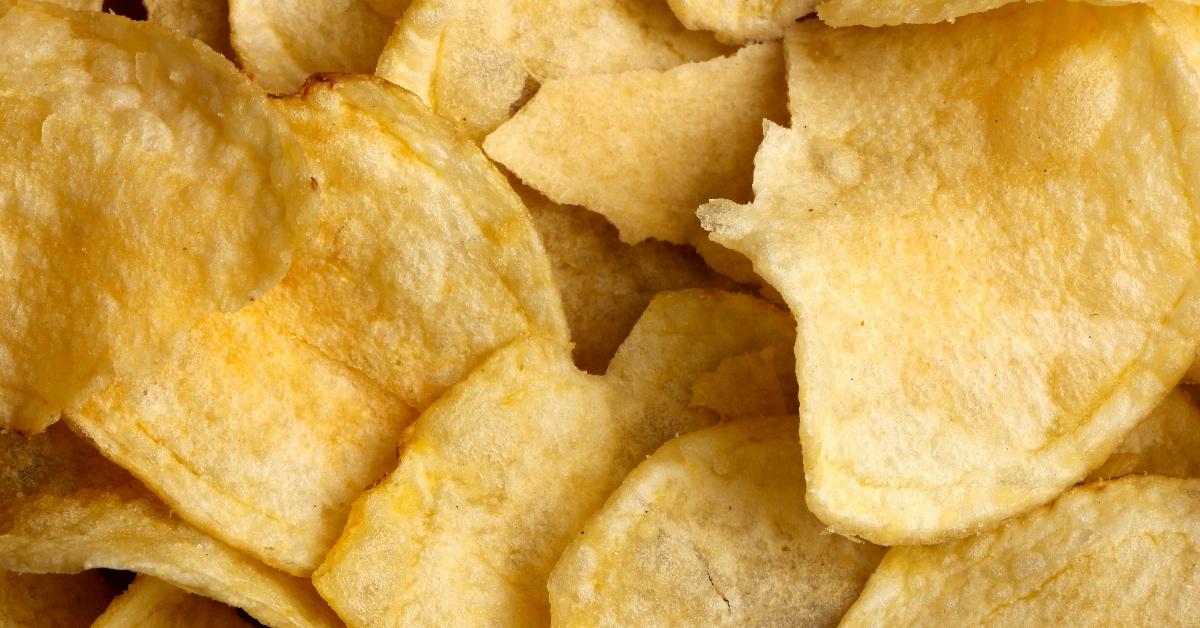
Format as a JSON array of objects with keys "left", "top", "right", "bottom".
[
  {"left": 146, "top": 0, "right": 234, "bottom": 58},
  {"left": 1088, "top": 388, "right": 1200, "bottom": 481},
  {"left": 701, "top": 2, "right": 1200, "bottom": 545},
  {"left": 667, "top": 0, "right": 813, "bottom": 43},
  {"left": 69, "top": 307, "right": 413, "bottom": 575},
  {"left": 93, "top": 576, "right": 250, "bottom": 628},
  {"left": 0, "top": 2, "right": 317, "bottom": 434},
  {"left": 0, "top": 570, "right": 114, "bottom": 627},
  {"left": 485, "top": 42, "right": 785, "bottom": 251},
  {"left": 375, "top": 0, "right": 727, "bottom": 139},
  {"left": 550, "top": 417, "right": 883, "bottom": 627},
  {"left": 815, "top": 0, "right": 1200, "bottom": 26},
  {"left": 264, "top": 74, "right": 568, "bottom": 409},
  {"left": 228, "top": 0, "right": 393, "bottom": 92},
  {"left": 842, "top": 475, "right": 1200, "bottom": 625},
  {"left": 0, "top": 425, "right": 341, "bottom": 628},
  {"left": 314, "top": 290, "right": 795, "bottom": 626}
]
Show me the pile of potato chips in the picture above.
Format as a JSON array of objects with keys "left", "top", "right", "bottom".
[{"left": 5, "top": 0, "right": 1200, "bottom": 625}]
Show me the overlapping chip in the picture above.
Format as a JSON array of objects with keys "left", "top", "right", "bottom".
[
  {"left": 93, "top": 576, "right": 250, "bottom": 628},
  {"left": 313, "top": 290, "right": 795, "bottom": 626},
  {"left": 550, "top": 417, "right": 884, "bottom": 627},
  {"left": 1089, "top": 388, "right": 1200, "bottom": 481},
  {"left": 842, "top": 476, "right": 1200, "bottom": 625},
  {"left": 375, "top": 0, "right": 727, "bottom": 139},
  {"left": 146, "top": 0, "right": 234, "bottom": 58},
  {"left": 701, "top": 2, "right": 1200, "bottom": 545},
  {"left": 667, "top": 0, "right": 813, "bottom": 43},
  {"left": 0, "top": 570, "right": 114, "bottom": 627},
  {"left": 0, "top": 425, "right": 341, "bottom": 628},
  {"left": 0, "top": 1, "right": 317, "bottom": 434}
]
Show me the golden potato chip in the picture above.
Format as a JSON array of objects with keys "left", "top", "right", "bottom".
[
  {"left": 485, "top": 42, "right": 785, "bottom": 250},
  {"left": 264, "top": 74, "right": 568, "bottom": 409},
  {"left": 549, "top": 418, "right": 884, "bottom": 627},
  {"left": 93, "top": 576, "right": 250, "bottom": 628},
  {"left": 69, "top": 307, "right": 413, "bottom": 575},
  {"left": 1089, "top": 388, "right": 1200, "bottom": 481},
  {"left": 228, "top": 0, "right": 393, "bottom": 92},
  {"left": 0, "top": 570, "right": 114, "bottom": 627},
  {"left": 146, "top": 0, "right": 234, "bottom": 58},
  {"left": 700, "top": 2, "right": 1200, "bottom": 545},
  {"left": 375, "top": 0, "right": 727, "bottom": 138},
  {"left": 363, "top": 0, "right": 409, "bottom": 18},
  {"left": 0, "top": 425, "right": 341, "bottom": 628},
  {"left": 667, "top": 0, "right": 813, "bottom": 43},
  {"left": 0, "top": 2, "right": 317, "bottom": 434},
  {"left": 690, "top": 348, "right": 791, "bottom": 419},
  {"left": 815, "top": 0, "right": 1007, "bottom": 25},
  {"left": 842, "top": 476, "right": 1200, "bottom": 625},
  {"left": 314, "top": 290, "right": 795, "bottom": 626}
]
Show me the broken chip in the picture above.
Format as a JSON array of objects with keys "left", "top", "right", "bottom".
[
  {"left": 841, "top": 476, "right": 1200, "bottom": 625},
  {"left": 146, "top": 0, "right": 234, "bottom": 58},
  {"left": 1088, "top": 388, "right": 1200, "bottom": 481},
  {"left": 667, "top": 0, "right": 814, "bottom": 43},
  {"left": 549, "top": 417, "right": 884, "bottom": 627},
  {"left": 0, "top": 1, "right": 317, "bottom": 434},
  {"left": 0, "top": 570, "right": 114, "bottom": 627},
  {"left": 92, "top": 576, "right": 250, "bottom": 628},
  {"left": 700, "top": 2, "right": 1200, "bottom": 545}
]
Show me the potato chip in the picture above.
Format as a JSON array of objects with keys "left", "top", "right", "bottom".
[
  {"left": 1088, "top": 388, "right": 1200, "bottom": 481},
  {"left": 700, "top": 2, "right": 1200, "bottom": 545},
  {"left": 690, "top": 348, "right": 791, "bottom": 419},
  {"left": 314, "top": 290, "right": 795, "bottom": 626},
  {"left": 485, "top": 42, "right": 785, "bottom": 251},
  {"left": 0, "top": 2, "right": 317, "bottom": 434},
  {"left": 363, "top": 0, "right": 409, "bottom": 19},
  {"left": 69, "top": 307, "right": 413, "bottom": 575},
  {"left": 0, "top": 425, "right": 341, "bottom": 628},
  {"left": 667, "top": 0, "right": 813, "bottom": 43},
  {"left": 375, "top": 0, "right": 727, "bottom": 139},
  {"left": 842, "top": 476, "right": 1200, "bottom": 625},
  {"left": 228, "top": 0, "right": 393, "bottom": 92},
  {"left": 93, "top": 576, "right": 250, "bottom": 628},
  {"left": 264, "top": 74, "right": 568, "bottom": 409},
  {"left": 0, "top": 570, "right": 114, "bottom": 627},
  {"left": 146, "top": 0, "right": 234, "bottom": 58},
  {"left": 524, "top": 192, "right": 737, "bottom": 373},
  {"left": 549, "top": 417, "right": 883, "bottom": 627}
]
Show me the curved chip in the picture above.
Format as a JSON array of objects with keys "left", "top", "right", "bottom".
[
  {"left": 701, "top": 2, "right": 1200, "bottom": 545},
  {"left": 667, "top": 0, "right": 813, "bottom": 43},
  {"left": 842, "top": 476, "right": 1200, "bottom": 625},
  {"left": 1089, "top": 388, "right": 1200, "bottom": 481},
  {"left": 485, "top": 42, "right": 785, "bottom": 251},
  {"left": 264, "top": 74, "right": 567, "bottom": 409},
  {"left": 0, "top": 2, "right": 317, "bottom": 434},
  {"left": 146, "top": 0, "right": 234, "bottom": 58},
  {"left": 228, "top": 0, "right": 393, "bottom": 92},
  {"left": 375, "top": 0, "right": 727, "bottom": 139},
  {"left": 0, "top": 570, "right": 114, "bottom": 627},
  {"left": 314, "top": 290, "right": 795, "bottom": 627},
  {"left": 0, "top": 425, "right": 341, "bottom": 628},
  {"left": 93, "top": 576, "right": 250, "bottom": 628},
  {"left": 815, "top": 0, "right": 1200, "bottom": 26},
  {"left": 549, "top": 418, "right": 884, "bottom": 627}
]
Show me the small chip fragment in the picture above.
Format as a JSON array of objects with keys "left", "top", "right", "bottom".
[
  {"left": 146, "top": 0, "right": 234, "bottom": 58},
  {"left": 92, "top": 576, "right": 250, "bottom": 628}
]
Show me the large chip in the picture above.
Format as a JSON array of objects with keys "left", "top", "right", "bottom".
[
  {"left": 485, "top": 42, "right": 785, "bottom": 252},
  {"left": 264, "top": 74, "right": 567, "bottom": 409},
  {"left": 549, "top": 418, "right": 884, "bottom": 627},
  {"left": 69, "top": 307, "right": 413, "bottom": 575},
  {"left": 1089, "top": 388, "right": 1200, "bottom": 481},
  {"left": 146, "top": 0, "right": 234, "bottom": 58},
  {"left": 375, "top": 0, "right": 727, "bottom": 139},
  {"left": 228, "top": 0, "right": 393, "bottom": 92},
  {"left": 314, "top": 290, "right": 795, "bottom": 626},
  {"left": 0, "top": 2, "right": 317, "bottom": 434},
  {"left": 93, "top": 575, "right": 250, "bottom": 628},
  {"left": 0, "top": 570, "right": 114, "bottom": 627},
  {"left": 667, "top": 0, "right": 813, "bottom": 43},
  {"left": 842, "top": 476, "right": 1200, "bottom": 625},
  {"left": 700, "top": 2, "right": 1200, "bottom": 545},
  {"left": 0, "top": 425, "right": 341, "bottom": 628}
]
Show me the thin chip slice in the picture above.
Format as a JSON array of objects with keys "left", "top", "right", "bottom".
[
  {"left": 550, "top": 418, "right": 884, "bottom": 627},
  {"left": 69, "top": 306, "right": 413, "bottom": 575},
  {"left": 93, "top": 576, "right": 250, "bottom": 628},
  {"left": 228, "top": 0, "right": 393, "bottom": 92},
  {"left": 314, "top": 290, "right": 795, "bottom": 627},
  {"left": 1088, "top": 388, "right": 1200, "bottom": 481},
  {"left": 842, "top": 476, "right": 1200, "bottom": 625},
  {"left": 701, "top": 2, "right": 1200, "bottom": 545},
  {"left": 0, "top": 425, "right": 341, "bottom": 628},
  {"left": 485, "top": 42, "right": 785, "bottom": 250},
  {"left": 375, "top": 0, "right": 727, "bottom": 139},
  {"left": 0, "top": 570, "right": 114, "bottom": 627},
  {"left": 264, "top": 74, "right": 567, "bottom": 409},
  {"left": 0, "top": 2, "right": 317, "bottom": 433},
  {"left": 667, "top": 0, "right": 813, "bottom": 43},
  {"left": 146, "top": 0, "right": 234, "bottom": 58}
]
